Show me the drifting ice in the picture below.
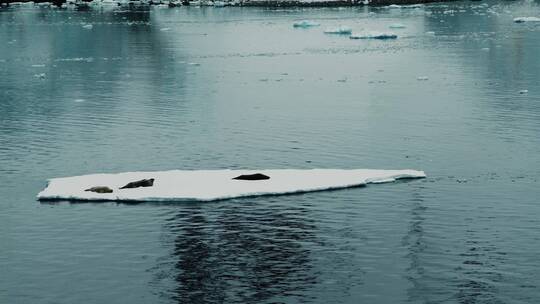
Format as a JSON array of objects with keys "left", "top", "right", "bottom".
[
  {"left": 513, "top": 17, "right": 540, "bottom": 23},
  {"left": 293, "top": 20, "right": 320, "bottom": 28},
  {"left": 350, "top": 32, "right": 398, "bottom": 40},
  {"left": 324, "top": 26, "right": 353, "bottom": 34},
  {"left": 37, "top": 169, "right": 426, "bottom": 202},
  {"left": 389, "top": 23, "right": 406, "bottom": 29}
]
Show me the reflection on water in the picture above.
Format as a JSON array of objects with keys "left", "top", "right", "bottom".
[
  {"left": 2, "top": 1, "right": 540, "bottom": 303},
  {"left": 161, "top": 201, "right": 317, "bottom": 303}
]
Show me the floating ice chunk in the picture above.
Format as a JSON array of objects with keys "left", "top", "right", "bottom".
[
  {"left": 417, "top": 76, "right": 428, "bottom": 81},
  {"left": 188, "top": 62, "right": 200, "bottom": 66},
  {"left": 293, "top": 20, "right": 320, "bottom": 28},
  {"left": 324, "top": 26, "right": 352, "bottom": 35},
  {"left": 37, "top": 169, "right": 426, "bottom": 202},
  {"left": 426, "top": 31, "right": 435, "bottom": 35},
  {"left": 387, "top": 4, "right": 401, "bottom": 8},
  {"left": 160, "top": 27, "right": 171, "bottom": 31},
  {"left": 519, "top": 89, "right": 528, "bottom": 94},
  {"left": 389, "top": 23, "right": 406, "bottom": 29},
  {"left": 350, "top": 32, "right": 398, "bottom": 40},
  {"left": 481, "top": 47, "right": 490, "bottom": 51},
  {"left": 34, "top": 73, "right": 46, "bottom": 79},
  {"left": 513, "top": 17, "right": 540, "bottom": 23},
  {"left": 82, "top": 24, "right": 93, "bottom": 30}
]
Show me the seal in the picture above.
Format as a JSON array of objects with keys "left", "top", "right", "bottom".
[
  {"left": 232, "top": 173, "right": 270, "bottom": 180},
  {"left": 85, "top": 186, "right": 113, "bottom": 193},
  {"left": 119, "top": 178, "right": 155, "bottom": 189}
]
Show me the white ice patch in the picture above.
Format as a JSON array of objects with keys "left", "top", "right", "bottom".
[
  {"left": 513, "top": 17, "right": 540, "bottom": 23},
  {"left": 82, "top": 24, "right": 93, "bottom": 30},
  {"left": 389, "top": 23, "right": 406, "bottom": 29},
  {"left": 293, "top": 20, "right": 320, "bottom": 28},
  {"left": 37, "top": 169, "right": 426, "bottom": 202},
  {"left": 350, "top": 32, "right": 398, "bottom": 40},
  {"left": 324, "top": 26, "right": 352, "bottom": 35}
]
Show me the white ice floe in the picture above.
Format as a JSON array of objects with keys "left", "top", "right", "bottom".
[
  {"left": 519, "top": 89, "right": 528, "bottom": 94},
  {"left": 82, "top": 24, "right": 93, "bottom": 30},
  {"left": 513, "top": 17, "right": 540, "bottom": 23},
  {"left": 293, "top": 20, "right": 320, "bottom": 28},
  {"left": 417, "top": 76, "right": 428, "bottom": 81},
  {"left": 324, "top": 26, "right": 352, "bottom": 35},
  {"left": 37, "top": 169, "right": 426, "bottom": 202},
  {"left": 160, "top": 27, "right": 171, "bottom": 31},
  {"left": 350, "top": 32, "right": 398, "bottom": 40},
  {"left": 389, "top": 23, "right": 406, "bottom": 29}
]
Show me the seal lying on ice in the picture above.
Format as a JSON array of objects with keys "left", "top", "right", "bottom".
[
  {"left": 85, "top": 186, "right": 113, "bottom": 193},
  {"left": 232, "top": 173, "right": 270, "bottom": 180},
  {"left": 120, "top": 178, "right": 155, "bottom": 189}
]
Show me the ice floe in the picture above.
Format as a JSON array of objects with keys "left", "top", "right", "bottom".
[
  {"left": 37, "top": 169, "right": 426, "bottom": 202},
  {"left": 417, "top": 76, "right": 428, "bottom": 81},
  {"left": 513, "top": 17, "right": 540, "bottom": 23},
  {"left": 350, "top": 32, "right": 398, "bottom": 40},
  {"left": 293, "top": 20, "right": 320, "bottom": 28},
  {"left": 82, "top": 24, "right": 93, "bottom": 30},
  {"left": 389, "top": 23, "right": 406, "bottom": 29},
  {"left": 324, "top": 26, "right": 352, "bottom": 35}
]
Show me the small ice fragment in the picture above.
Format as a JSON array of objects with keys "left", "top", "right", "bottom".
[
  {"left": 82, "top": 24, "right": 93, "bottom": 30},
  {"left": 426, "top": 31, "right": 435, "bottom": 35},
  {"left": 160, "top": 27, "right": 171, "bottom": 31},
  {"left": 188, "top": 62, "right": 200, "bottom": 66},
  {"left": 31, "top": 64, "right": 46, "bottom": 68},
  {"left": 481, "top": 47, "right": 490, "bottom": 51},
  {"left": 519, "top": 90, "right": 528, "bottom": 94},
  {"left": 389, "top": 23, "right": 406, "bottom": 29},
  {"left": 350, "top": 32, "right": 397, "bottom": 40},
  {"left": 324, "top": 26, "right": 352, "bottom": 35},
  {"left": 74, "top": 98, "right": 85, "bottom": 103},
  {"left": 34, "top": 73, "right": 46, "bottom": 79},
  {"left": 417, "top": 76, "right": 429, "bottom": 81},
  {"left": 293, "top": 20, "right": 320, "bottom": 28},
  {"left": 387, "top": 4, "right": 401, "bottom": 8},
  {"left": 513, "top": 17, "right": 540, "bottom": 23}
]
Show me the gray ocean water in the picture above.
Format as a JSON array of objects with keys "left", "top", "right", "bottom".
[{"left": 1, "top": 1, "right": 540, "bottom": 303}]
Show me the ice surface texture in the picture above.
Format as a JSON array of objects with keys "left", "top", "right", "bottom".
[{"left": 37, "top": 169, "right": 426, "bottom": 202}]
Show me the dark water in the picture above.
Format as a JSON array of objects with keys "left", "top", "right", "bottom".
[{"left": 1, "top": 1, "right": 540, "bottom": 303}]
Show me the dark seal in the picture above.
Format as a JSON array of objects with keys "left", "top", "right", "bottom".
[
  {"left": 119, "top": 178, "right": 155, "bottom": 189},
  {"left": 232, "top": 173, "right": 270, "bottom": 181},
  {"left": 85, "top": 186, "right": 113, "bottom": 193}
]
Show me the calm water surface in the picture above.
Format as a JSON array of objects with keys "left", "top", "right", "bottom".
[{"left": 1, "top": 1, "right": 540, "bottom": 303}]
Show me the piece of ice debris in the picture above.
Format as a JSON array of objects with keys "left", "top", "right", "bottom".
[
  {"left": 324, "top": 26, "right": 352, "bottom": 35},
  {"left": 37, "top": 169, "right": 426, "bottom": 202},
  {"left": 74, "top": 98, "right": 85, "bottom": 103},
  {"left": 82, "top": 24, "right": 93, "bottom": 30},
  {"left": 387, "top": 4, "right": 401, "bottom": 8},
  {"left": 34, "top": 73, "right": 46, "bottom": 79},
  {"left": 293, "top": 20, "right": 320, "bottom": 28},
  {"left": 519, "top": 89, "right": 528, "bottom": 94},
  {"left": 160, "top": 27, "right": 171, "bottom": 31},
  {"left": 31, "top": 64, "right": 45, "bottom": 68},
  {"left": 481, "top": 48, "right": 490, "bottom": 51},
  {"left": 513, "top": 17, "right": 540, "bottom": 23},
  {"left": 389, "top": 23, "right": 406, "bottom": 29},
  {"left": 417, "top": 76, "right": 429, "bottom": 81},
  {"left": 350, "top": 32, "right": 397, "bottom": 40},
  {"left": 188, "top": 62, "right": 200, "bottom": 66},
  {"left": 426, "top": 31, "right": 435, "bottom": 35}
]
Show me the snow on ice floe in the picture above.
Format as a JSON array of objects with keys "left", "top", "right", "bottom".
[
  {"left": 37, "top": 169, "right": 426, "bottom": 202},
  {"left": 350, "top": 32, "right": 398, "bottom": 40},
  {"left": 513, "top": 17, "right": 540, "bottom": 23},
  {"left": 324, "top": 26, "right": 352, "bottom": 35},
  {"left": 293, "top": 20, "right": 320, "bottom": 28}
]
